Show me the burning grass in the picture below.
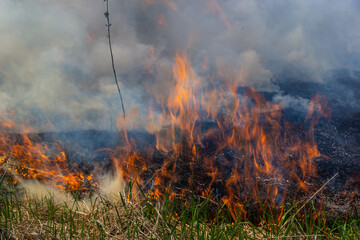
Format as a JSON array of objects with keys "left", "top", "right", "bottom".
[
  {"left": 108, "top": 53, "right": 333, "bottom": 218},
  {"left": 0, "top": 53, "right": 333, "bottom": 208},
  {"left": 0, "top": 52, "right": 357, "bottom": 239},
  {"left": 0, "top": 179, "right": 359, "bottom": 239}
]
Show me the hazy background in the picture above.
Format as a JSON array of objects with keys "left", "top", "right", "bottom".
[{"left": 0, "top": 0, "right": 359, "bottom": 131}]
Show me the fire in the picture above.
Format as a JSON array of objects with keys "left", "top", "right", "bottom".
[
  {"left": 0, "top": 48, "right": 330, "bottom": 218},
  {"left": 0, "top": 49, "right": 331, "bottom": 219},
  {"left": 0, "top": 113, "right": 98, "bottom": 192},
  {"left": 110, "top": 51, "right": 331, "bottom": 217}
]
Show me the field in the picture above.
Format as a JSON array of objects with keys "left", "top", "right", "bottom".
[{"left": 1, "top": 178, "right": 359, "bottom": 240}]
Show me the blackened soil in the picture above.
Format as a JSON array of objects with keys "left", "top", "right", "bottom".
[{"left": 314, "top": 113, "right": 360, "bottom": 217}]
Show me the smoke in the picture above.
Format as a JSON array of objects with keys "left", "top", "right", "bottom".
[
  {"left": 0, "top": 0, "right": 359, "bottom": 130},
  {"left": 20, "top": 177, "right": 126, "bottom": 206},
  {"left": 20, "top": 180, "right": 73, "bottom": 204},
  {"left": 98, "top": 173, "right": 126, "bottom": 199}
]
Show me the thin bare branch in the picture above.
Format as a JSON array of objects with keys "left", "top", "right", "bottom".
[
  {"left": 270, "top": 234, "right": 325, "bottom": 239},
  {"left": 281, "top": 172, "right": 339, "bottom": 230},
  {"left": 105, "top": 0, "right": 126, "bottom": 119}
]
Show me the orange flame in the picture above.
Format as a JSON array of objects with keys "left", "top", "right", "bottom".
[
  {"left": 111, "top": 51, "right": 331, "bottom": 217},
  {"left": 1, "top": 49, "right": 331, "bottom": 220},
  {"left": 0, "top": 113, "right": 98, "bottom": 191}
]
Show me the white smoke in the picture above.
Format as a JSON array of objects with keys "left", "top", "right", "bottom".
[{"left": 0, "top": 0, "right": 359, "bottom": 130}]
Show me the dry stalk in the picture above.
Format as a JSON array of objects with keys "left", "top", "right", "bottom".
[
  {"left": 280, "top": 172, "right": 339, "bottom": 230},
  {"left": 270, "top": 234, "right": 325, "bottom": 239},
  {"left": 104, "top": 0, "right": 126, "bottom": 119}
]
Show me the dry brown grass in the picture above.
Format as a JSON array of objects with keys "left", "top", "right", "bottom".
[{"left": 1, "top": 179, "right": 359, "bottom": 239}]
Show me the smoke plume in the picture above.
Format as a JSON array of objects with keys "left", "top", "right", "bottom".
[{"left": 0, "top": 0, "right": 359, "bottom": 130}]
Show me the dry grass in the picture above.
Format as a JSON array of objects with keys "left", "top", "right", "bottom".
[{"left": 0, "top": 179, "right": 359, "bottom": 239}]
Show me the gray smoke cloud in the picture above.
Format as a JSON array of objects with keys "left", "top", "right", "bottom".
[{"left": 0, "top": 0, "right": 359, "bottom": 130}]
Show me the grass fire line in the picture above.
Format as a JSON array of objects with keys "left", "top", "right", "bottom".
[
  {"left": 2, "top": 52, "right": 332, "bottom": 207},
  {"left": 0, "top": 49, "right": 358, "bottom": 240},
  {"left": 0, "top": 0, "right": 359, "bottom": 238}
]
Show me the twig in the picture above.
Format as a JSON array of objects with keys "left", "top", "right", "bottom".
[
  {"left": 313, "top": 225, "right": 337, "bottom": 240},
  {"left": 0, "top": 172, "right": 6, "bottom": 184},
  {"left": 280, "top": 172, "right": 338, "bottom": 230},
  {"left": 270, "top": 234, "right": 325, "bottom": 239},
  {"left": 104, "top": 0, "right": 126, "bottom": 119}
]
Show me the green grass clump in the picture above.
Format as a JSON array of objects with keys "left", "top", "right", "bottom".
[{"left": 0, "top": 178, "right": 359, "bottom": 239}]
